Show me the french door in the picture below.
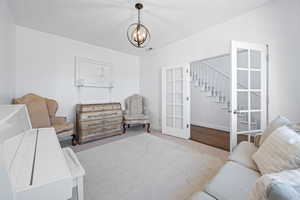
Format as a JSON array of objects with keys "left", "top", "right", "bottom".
[
  {"left": 162, "top": 64, "right": 190, "bottom": 139},
  {"left": 230, "top": 41, "right": 268, "bottom": 152}
]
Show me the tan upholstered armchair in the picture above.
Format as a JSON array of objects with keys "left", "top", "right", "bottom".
[
  {"left": 123, "top": 94, "right": 150, "bottom": 133},
  {"left": 13, "top": 93, "right": 76, "bottom": 145}
]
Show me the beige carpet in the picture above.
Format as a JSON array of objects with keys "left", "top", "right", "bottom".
[{"left": 76, "top": 133, "right": 224, "bottom": 200}]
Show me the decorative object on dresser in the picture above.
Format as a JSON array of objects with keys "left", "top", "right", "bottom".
[
  {"left": 76, "top": 103, "right": 123, "bottom": 144},
  {"left": 123, "top": 94, "right": 150, "bottom": 133},
  {"left": 13, "top": 93, "right": 76, "bottom": 145}
]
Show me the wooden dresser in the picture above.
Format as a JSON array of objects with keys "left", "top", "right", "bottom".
[{"left": 76, "top": 103, "right": 123, "bottom": 144}]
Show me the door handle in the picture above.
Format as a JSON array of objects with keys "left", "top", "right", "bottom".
[{"left": 233, "top": 110, "right": 241, "bottom": 114}]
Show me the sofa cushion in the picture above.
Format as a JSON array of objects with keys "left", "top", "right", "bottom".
[
  {"left": 229, "top": 141, "right": 258, "bottom": 171},
  {"left": 259, "top": 116, "right": 290, "bottom": 146},
  {"left": 205, "top": 161, "right": 260, "bottom": 200},
  {"left": 252, "top": 126, "right": 300, "bottom": 174},
  {"left": 189, "top": 192, "right": 216, "bottom": 200}
]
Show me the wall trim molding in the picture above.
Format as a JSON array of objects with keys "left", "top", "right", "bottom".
[{"left": 191, "top": 121, "right": 229, "bottom": 132}]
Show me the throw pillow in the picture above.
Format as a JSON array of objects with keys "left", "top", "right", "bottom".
[
  {"left": 266, "top": 182, "right": 300, "bottom": 200},
  {"left": 259, "top": 116, "right": 290, "bottom": 146},
  {"left": 249, "top": 168, "right": 300, "bottom": 200},
  {"left": 252, "top": 126, "right": 300, "bottom": 175}
]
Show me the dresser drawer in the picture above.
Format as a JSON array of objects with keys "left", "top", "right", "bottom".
[
  {"left": 78, "top": 110, "right": 122, "bottom": 121},
  {"left": 77, "top": 103, "right": 121, "bottom": 112},
  {"left": 78, "top": 125, "right": 122, "bottom": 138},
  {"left": 78, "top": 117, "right": 123, "bottom": 130}
]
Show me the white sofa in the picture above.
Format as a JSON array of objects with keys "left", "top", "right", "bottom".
[
  {"left": 190, "top": 141, "right": 260, "bottom": 200},
  {"left": 190, "top": 117, "right": 300, "bottom": 200}
]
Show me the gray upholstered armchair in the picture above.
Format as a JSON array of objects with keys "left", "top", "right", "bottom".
[{"left": 123, "top": 94, "right": 150, "bottom": 133}]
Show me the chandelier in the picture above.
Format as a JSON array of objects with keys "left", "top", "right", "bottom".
[{"left": 127, "top": 3, "right": 150, "bottom": 48}]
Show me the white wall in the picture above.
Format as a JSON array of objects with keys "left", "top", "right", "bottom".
[
  {"left": 15, "top": 26, "right": 140, "bottom": 121},
  {"left": 140, "top": 0, "right": 300, "bottom": 130},
  {"left": 0, "top": 0, "right": 16, "bottom": 104}
]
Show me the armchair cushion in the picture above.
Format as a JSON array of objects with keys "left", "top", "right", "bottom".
[
  {"left": 53, "top": 116, "right": 67, "bottom": 125},
  {"left": 124, "top": 114, "right": 149, "bottom": 121},
  {"left": 14, "top": 93, "right": 51, "bottom": 128},
  {"left": 53, "top": 122, "right": 74, "bottom": 134}
]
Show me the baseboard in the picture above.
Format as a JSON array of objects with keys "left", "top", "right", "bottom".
[{"left": 191, "top": 121, "right": 229, "bottom": 132}]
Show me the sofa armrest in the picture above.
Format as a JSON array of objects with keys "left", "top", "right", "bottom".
[{"left": 53, "top": 116, "right": 67, "bottom": 125}]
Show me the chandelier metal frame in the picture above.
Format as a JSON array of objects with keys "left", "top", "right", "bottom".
[{"left": 127, "top": 3, "right": 151, "bottom": 48}]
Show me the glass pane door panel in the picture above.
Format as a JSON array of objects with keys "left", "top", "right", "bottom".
[
  {"left": 175, "top": 80, "right": 183, "bottom": 93},
  {"left": 250, "top": 50, "right": 261, "bottom": 69},
  {"left": 251, "top": 112, "right": 261, "bottom": 130},
  {"left": 237, "top": 49, "right": 249, "bottom": 69},
  {"left": 175, "top": 105, "right": 183, "bottom": 117},
  {"left": 166, "top": 69, "right": 173, "bottom": 81},
  {"left": 237, "top": 70, "right": 248, "bottom": 89},
  {"left": 251, "top": 71, "right": 261, "bottom": 89},
  {"left": 167, "top": 82, "right": 173, "bottom": 92},
  {"left": 167, "top": 105, "right": 173, "bottom": 116},
  {"left": 251, "top": 92, "right": 261, "bottom": 110},
  {"left": 231, "top": 41, "right": 267, "bottom": 152},
  {"left": 175, "top": 93, "right": 183, "bottom": 104},
  {"left": 167, "top": 117, "right": 173, "bottom": 127},
  {"left": 175, "top": 68, "right": 183, "bottom": 80},
  {"left": 237, "top": 92, "right": 248, "bottom": 110},
  {"left": 167, "top": 93, "right": 173, "bottom": 103},
  {"left": 237, "top": 113, "right": 249, "bottom": 132},
  {"left": 175, "top": 117, "right": 183, "bottom": 129}
]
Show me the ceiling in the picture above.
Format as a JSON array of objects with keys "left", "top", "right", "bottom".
[{"left": 9, "top": 0, "right": 272, "bottom": 56}]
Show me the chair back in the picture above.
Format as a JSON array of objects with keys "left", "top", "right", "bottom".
[
  {"left": 13, "top": 94, "right": 53, "bottom": 128},
  {"left": 125, "top": 94, "right": 145, "bottom": 115}
]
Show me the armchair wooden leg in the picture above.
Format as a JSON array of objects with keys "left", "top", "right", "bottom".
[
  {"left": 72, "top": 135, "right": 78, "bottom": 146},
  {"left": 146, "top": 123, "right": 151, "bottom": 133},
  {"left": 123, "top": 123, "right": 127, "bottom": 133}
]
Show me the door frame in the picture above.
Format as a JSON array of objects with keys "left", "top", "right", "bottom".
[{"left": 162, "top": 64, "right": 191, "bottom": 139}]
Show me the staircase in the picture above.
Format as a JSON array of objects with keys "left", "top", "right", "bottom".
[{"left": 190, "top": 61, "right": 260, "bottom": 131}]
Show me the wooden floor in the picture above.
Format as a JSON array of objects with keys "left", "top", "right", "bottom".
[{"left": 191, "top": 125, "right": 250, "bottom": 151}]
